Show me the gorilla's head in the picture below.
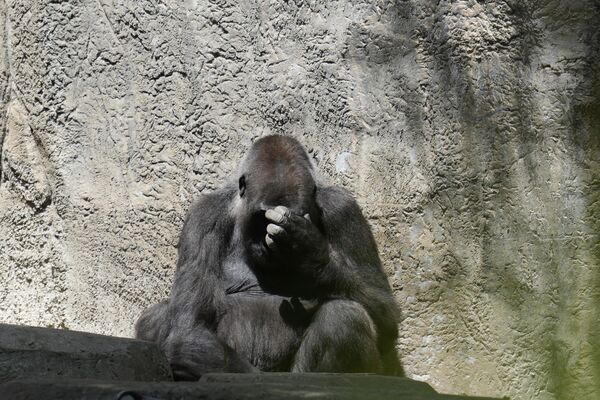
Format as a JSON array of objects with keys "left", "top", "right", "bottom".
[{"left": 236, "top": 135, "right": 320, "bottom": 269}]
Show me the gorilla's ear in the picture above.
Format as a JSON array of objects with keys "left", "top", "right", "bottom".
[{"left": 239, "top": 175, "right": 246, "bottom": 197}]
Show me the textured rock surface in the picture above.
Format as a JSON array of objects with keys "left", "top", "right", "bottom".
[
  {"left": 0, "top": 373, "right": 501, "bottom": 400},
  {"left": 0, "top": 1, "right": 597, "bottom": 400},
  {"left": 0, "top": 323, "right": 172, "bottom": 383}
]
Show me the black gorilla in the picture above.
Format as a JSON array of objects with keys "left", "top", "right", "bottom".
[{"left": 136, "top": 135, "right": 403, "bottom": 379}]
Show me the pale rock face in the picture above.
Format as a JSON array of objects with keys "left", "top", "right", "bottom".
[{"left": 0, "top": 2, "right": 598, "bottom": 400}]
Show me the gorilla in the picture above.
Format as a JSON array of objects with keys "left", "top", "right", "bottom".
[{"left": 135, "top": 135, "right": 403, "bottom": 380}]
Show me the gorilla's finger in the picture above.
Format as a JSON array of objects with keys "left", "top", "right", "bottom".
[
  {"left": 274, "top": 206, "right": 291, "bottom": 217},
  {"left": 267, "top": 223, "right": 285, "bottom": 237},
  {"left": 265, "top": 234, "right": 276, "bottom": 248},
  {"left": 303, "top": 213, "right": 312, "bottom": 222},
  {"left": 265, "top": 209, "right": 286, "bottom": 224}
]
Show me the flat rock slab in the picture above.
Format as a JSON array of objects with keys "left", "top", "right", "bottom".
[
  {"left": 0, "top": 324, "right": 172, "bottom": 383},
  {"left": 0, "top": 373, "right": 503, "bottom": 400}
]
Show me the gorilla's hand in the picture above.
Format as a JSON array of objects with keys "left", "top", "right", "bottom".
[{"left": 264, "top": 206, "right": 329, "bottom": 270}]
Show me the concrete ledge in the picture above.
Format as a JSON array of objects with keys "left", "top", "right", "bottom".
[
  {"left": 0, "top": 324, "right": 172, "bottom": 383},
  {"left": 0, "top": 374, "right": 504, "bottom": 400},
  {"left": 0, "top": 324, "right": 505, "bottom": 399}
]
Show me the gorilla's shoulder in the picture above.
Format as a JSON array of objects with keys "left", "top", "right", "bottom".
[
  {"left": 316, "top": 185, "right": 364, "bottom": 218},
  {"left": 188, "top": 186, "right": 236, "bottom": 212},
  {"left": 184, "top": 186, "right": 237, "bottom": 229}
]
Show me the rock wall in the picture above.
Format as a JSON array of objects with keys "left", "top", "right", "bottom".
[{"left": 0, "top": 1, "right": 598, "bottom": 399}]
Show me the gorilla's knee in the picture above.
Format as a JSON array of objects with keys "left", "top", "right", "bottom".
[
  {"left": 135, "top": 300, "right": 168, "bottom": 343},
  {"left": 292, "top": 300, "right": 381, "bottom": 373},
  {"left": 316, "top": 300, "right": 378, "bottom": 340},
  {"left": 164, "top": 326, "right": 256, "bottom": 380}
]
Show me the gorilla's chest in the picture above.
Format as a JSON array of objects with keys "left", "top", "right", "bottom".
[
  {"left": 222, "top": 257, "right": 264, "bottom": 295},
  {"left": 219, "top": 257, "right": 305, "bottom": 370}
]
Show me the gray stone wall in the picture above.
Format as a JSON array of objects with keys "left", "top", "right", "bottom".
[{"left": 0, "top": 1, "right": 597, "bottom": 399}]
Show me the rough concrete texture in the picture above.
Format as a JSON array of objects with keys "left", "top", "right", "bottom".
[
  {"left": 0, "top": 1, "right": 597, "bottom": 400},
  {"left": 0, "top": 323, "right": 172, "bottom": 383},
  {"left": 0, "top": 373, "right": 501, "bottom": 400}
]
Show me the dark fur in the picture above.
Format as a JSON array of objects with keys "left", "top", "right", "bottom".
[{"left": 135, "top": 135, "right": 403, "bottom": 379}]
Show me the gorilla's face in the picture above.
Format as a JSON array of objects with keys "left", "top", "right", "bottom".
[{"left": 237, "top": 137, "right": 319, "bottom": 270}]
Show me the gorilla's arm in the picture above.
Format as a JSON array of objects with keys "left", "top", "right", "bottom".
[
  {"left": 266, "top": 185, "right": 402, "bottom": 375},
  {"left": 169, "top": 188, "right": 235, "bottom": 320},
  {"left": 147, "top": 187, "right": 254, "bottom": 377},
  {"left": 263, "top": 185, "right": 399, "bottom": 340},
  {"left": 315, "top": 186, "right": 399, "bottom": 345}
]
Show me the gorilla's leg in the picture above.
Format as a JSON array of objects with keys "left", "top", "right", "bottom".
[
  {"left": 163, "top": 324, "right": 257, "bottom": 380},
  {"left": 291, "top": 300, "right": 382, "bottom": 373},
  {"left": 136, "top": 301, "right": 255, "bottom": 380}
]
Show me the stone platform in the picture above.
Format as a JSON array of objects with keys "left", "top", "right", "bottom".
[
  {"left": 0, "top": 323, "right": 172, "bottom": 383},
  {"left": 0, "top": 324, "right": 504, "bottom": 399},
  {"left": 0, "top": 374, "right": 503, "bottom": 400}
]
